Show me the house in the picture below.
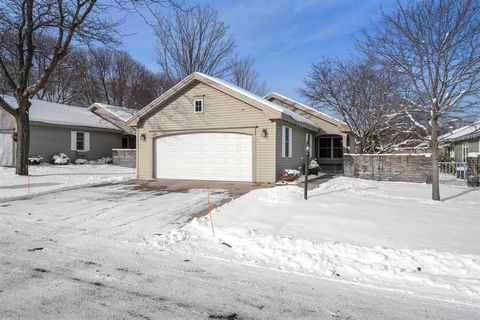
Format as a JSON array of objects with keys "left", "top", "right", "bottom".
[
  {"left": 127, "top": 72, "right": 353, "bottom": 183},
  {"left": 0, "top": 95, "right": 129, "bottom": 166},
  {"left": 440, "top": 121, "right": 480, "bottom": 162},
  {"left": 264, "top": 92, "right": 355, "bottom": 172},
  {"left": 88, "top": 103, "right": 137, "bottom": 149}
]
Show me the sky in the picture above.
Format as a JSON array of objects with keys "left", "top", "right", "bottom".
[{"left": 115, "top": 0, "right": 395, "bottom": 104}]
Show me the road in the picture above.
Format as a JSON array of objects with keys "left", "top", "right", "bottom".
[{"left": 1, "top": 185, "right": 478, "bottom": 319}]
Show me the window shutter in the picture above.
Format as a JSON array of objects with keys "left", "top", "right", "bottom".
[
  {"left": 71, "top": 131, "right": 77, "bottom": 151},
  {"left": 288, "top": 128, "right": 292, "bottom": 158},
  {"left": 281, "top": 126, "right": 286, "bottom": 157},
  {"left": 84, "top": 132, "right": 90, "bottom": 152}
]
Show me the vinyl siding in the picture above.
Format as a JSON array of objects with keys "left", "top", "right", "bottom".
[
  {"left": 29, "top": 124, "right": 122, "bottom": 161},
  {"left": 275, "top": 119, "right": 315, "bottom": 179},
  {"left": 453, "top": 137, "right": 480, "bottom": 162},
  {"left": 137, "top": 81, "right": 276, "bottom": 182}
]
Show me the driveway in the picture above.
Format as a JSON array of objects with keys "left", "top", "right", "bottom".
[{"left": 1, "top": 184, "right": 478, "bottom": 319}]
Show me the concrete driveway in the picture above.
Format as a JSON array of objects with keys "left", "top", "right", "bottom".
[{"left": 1, "top": 183, "right": 478, "bottom": 319}]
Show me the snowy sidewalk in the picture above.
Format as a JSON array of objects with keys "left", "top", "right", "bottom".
[
  {"left": 151, "top": 177, "right": 480, "bottom": 304},
  {"left": 0, "top": 164, "right": 135, "bottom": 200}
]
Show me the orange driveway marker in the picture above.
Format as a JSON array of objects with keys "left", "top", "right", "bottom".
[{"left": 208, "top": 190, "right": 215, "bottom": 238}]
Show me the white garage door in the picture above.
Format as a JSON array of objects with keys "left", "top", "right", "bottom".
[
  {"left": 0, "top": 132, "right": 13, "bottom": 166},
  {"left": 155, "top": 132, "right": 252, "bottom": 181}
]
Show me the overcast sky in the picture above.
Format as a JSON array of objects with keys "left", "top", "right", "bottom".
[{"left": 115, "top": 0, "right": 395, "bottom": 103}]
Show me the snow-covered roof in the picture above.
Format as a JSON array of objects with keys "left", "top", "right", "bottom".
[
  {"left": 91, "top": 103, "right": 137, "bottom": 122},
  {"left": 198, "top": 73, "right": 318, "bottom": 128},
  {"left": 439, "top": 121, "right": 480, "bottom": 142},
  {"left": 265, "top": 91, "right": 347, "bottom": 126},
  {"left": 1, "top": 95, "right": 121, "bottom": 131},
  {"left": 128, "top": 72, "right": 319, "bottom": 129}
]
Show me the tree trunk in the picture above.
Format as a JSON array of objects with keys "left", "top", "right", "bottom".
[
  {"left": 431, "top": 116, "right": 440, "bottom": 201},
  {"left": 15, "top": 99, "right": 31, "bottom": 176}
]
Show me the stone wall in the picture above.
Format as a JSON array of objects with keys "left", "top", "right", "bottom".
[
  {"left": 343, "top": 154, "right": 432, "bottom": 183},
  {"left": 112, "top": 149, "right": 136, "bottom": 168},
  {"left": 466, "top": 155, "right": 480, "bottom": 187}
]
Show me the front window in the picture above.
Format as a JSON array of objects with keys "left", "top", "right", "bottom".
[
  {"left": 282, "top": 126, "right": 292, "bottom": 158},
  {"left": 317, "top": 136, "right": 343, "bottom": 159},
  {"left": 193, "top": 99, "right": 203, "bottom": 113},
  {"left": 76, "top": 132, "right": 85, "bottom": 151},
  {"left": 462, "top": 143, "right": 469, "bottom": 162}
]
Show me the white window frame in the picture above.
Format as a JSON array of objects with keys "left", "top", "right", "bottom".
[
  {"left": 282, "top": 126, "right": 292, "bottom": 158},
  {"left": 306, "top": 133, "right": 313, "bottom": 157},
  {"left": 193, "top": 98, "right": 204, "bottom": 113},
  {"left": 71, "top": 131, "right": 90, "bottom": 152},
  {"left": 461, "top": 142, "right": 469, "bottom": 162},
  {"left": 318, "top": 136, "right": 342, "bottom": 159}
]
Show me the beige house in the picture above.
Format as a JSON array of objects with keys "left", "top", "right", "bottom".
[
  {"left": 265, "top": 92, "right": 354, "bottom": 173},
  {"left": 127, "top": 72, "right": 352, "bottom": 183}
]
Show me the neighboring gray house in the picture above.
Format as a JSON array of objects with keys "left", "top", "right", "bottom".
[
  {"left": 128, "top": 72, "right": 352, "bottom": 183},
  {"left": 440, "top": 121, "right": 480, "bottom": 162},
  {"left": 0, "top": 95, "right": 126, "bottom": 166}
]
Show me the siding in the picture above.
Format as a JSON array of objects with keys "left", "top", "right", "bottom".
[
  {"left": 137, "top": 81, "right": 276, "bottom": 182},
  {"left": 0, "top": 107, "right": 16, "bottom": 130},
  {"left": 30, "top": 124, "right": 122, "bottom": 162},
  {"left": 453, "top": 137, "right": 480, "bottom": 162},
  {"left": 275, "top": 119, "right": 314, "bottom": 179}
]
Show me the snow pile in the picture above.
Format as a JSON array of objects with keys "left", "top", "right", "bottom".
[
  {"left": 0, "top": 164, "right": 135, "bottom": 200},
  {"left": 151, "top": 177, "right": 480, "bottom": 303}
]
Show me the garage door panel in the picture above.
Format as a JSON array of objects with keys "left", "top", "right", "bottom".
[{"left": 155, "top": 133, "right": 253, "bottom": 181}]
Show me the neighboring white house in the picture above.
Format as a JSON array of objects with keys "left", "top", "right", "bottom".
[{"left": 440, "top": 121, "right": 480, "bottom": 162}]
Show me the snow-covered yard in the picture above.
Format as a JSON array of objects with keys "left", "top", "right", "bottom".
[
  {"left": 0, "top": 164, "right": 135, "bottom": 200},
  {"left": 151, "top": 177, "right": 480, "bottom": 305},
  {"left": 1, "top": 176, "right": 479, "bottom": 318}
]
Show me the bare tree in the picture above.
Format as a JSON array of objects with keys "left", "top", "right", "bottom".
[
  {"left": 228, "top": 55, "right": 268, "bottom": 96},
  {"left": 300, "top": 57, "right": 418, "bottom": 153},
  {"left": 0, "top": 0, "right": 178, "bottom": 175},
  {"left": 359, "top": 0, "right": 480, "bottom": 200},
  {"left": 75, "top": 47, "right": 169, "bottom": 110},
  {"left": 155, "top": 5, "right": 235, "bottom": 84}
]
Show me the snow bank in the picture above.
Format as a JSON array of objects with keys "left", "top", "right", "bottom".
[
  {"left": 151, "top": 177, "right": 480, "bottom": 303},
  {"left": 0, "top": 164, "right": 134, "bottom": 200}
]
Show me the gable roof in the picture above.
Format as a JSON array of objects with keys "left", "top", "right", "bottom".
[
  {"left": 264, "top": 92, "right": 349, "bottom": 131},
  {"left": 439, "top": 121, "right": 480, "bottom": 142},
  {"left": 127, "top": 72, "right": 319, "bottom": 130},
  {"left": 89, "top": 103, "right": 136, "bottom": 134},
  {"left": 1, "top": 95, "right": 121, "bottom": 131}
]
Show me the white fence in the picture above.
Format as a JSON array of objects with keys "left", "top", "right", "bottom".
[{"left": 439, "top": 162, "right": 467, "bottom": 184}]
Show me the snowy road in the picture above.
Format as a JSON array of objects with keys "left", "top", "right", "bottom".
[{"left": 1, "top": 185, "right": 479, "bottom": 319}]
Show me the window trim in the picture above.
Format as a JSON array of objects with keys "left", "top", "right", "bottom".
[
  {"left": 71, "top": 131, "right": 90, "bottom": 152},
  {"left": 193, "top": 98, "right": 204, "bottom": 113},
  {"left": 461, "top": 142, "right": 469, "bottom": 163},
  {"left": 317, "top": 136, "right": 343, "bottom": 159},
  {"left": 306, "top": 133, "right": 313, "bottom": 157},
  {"left": 282, "top": 126, "right": 292, "bottom": 158}
]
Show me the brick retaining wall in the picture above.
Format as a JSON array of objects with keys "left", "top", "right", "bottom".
[
  {"left": 112, "top": 149, "right": 136, "bottom": 168},
  {"left": 343, "top": 154, "right": 432, "bottom": 183},
  {"left": 466, "top": 155, "right": 480, "bottom": 187}
]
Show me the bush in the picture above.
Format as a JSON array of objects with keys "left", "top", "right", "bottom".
[
  {"left": 52, "top": 153, "right": 70, "bottom": 165},
  {"left": 299, "top": 159, "right": 320, "bottom": 175},
  {"left": 75, "top": 158, "right": 89, "bottom": 165},
  {"left": 282, "top": 169, "right": 301, "bottom": 182},
  {"left": 308, "top": 159, "right": 320, "bottom": 175},
  {"left": 440, "top": 152, "right": 454, "bottom": 162},
  {"left": 28, "top": 155, "right": 43, "bottom": 165}
]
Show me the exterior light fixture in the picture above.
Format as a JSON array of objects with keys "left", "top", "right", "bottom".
[
  {"left": 141, "top": 133, "right": 146, "bottom": 141},
  {"left": 261, "top": 129, "right": 268, "bottom": 138}
]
